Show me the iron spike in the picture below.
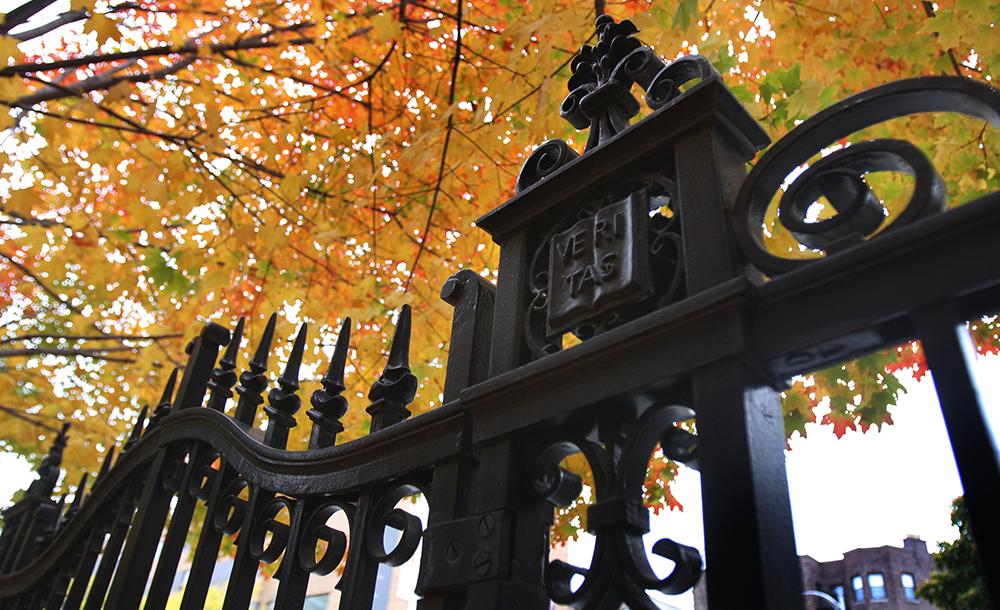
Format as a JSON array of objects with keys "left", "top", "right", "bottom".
[
  {"left": 367, "top": 306, "right": 418, "bottom": 432},
  {"left": 158, "top": 367, "right": 179, "bottom": 407},
  {"left": 325, "top": 317, "right": 352, "bottom": 394},
  {"left": 68, "top": 473, "right": 88, "bottom": 512},
  {"left": 148, "top": 368, "right": 179, "bottom": 430},
  {"left": 262, "top": 323, "right": 308, "bottom": 449},
  {"left": 307, "top": 317, "right": 351, "bottom": 449},
  {"left": 386, "top": 304, "right": 412, "bottom": 370},
  {"left": 233, "top": 313, "right": 279, "bottom": 425},
  {"left": 220, "top": 316, "right": 245, "bottom": 368},
  {"left": 251, "top": 313, "right": 279, "bottom": 370},
  {"left": 207, "top": 317, "right": 244, "bottom": 412},
  {"left": 124, "top": 405, "right": 149, "bottom": 451},
  {"left": 278, "top": 322, "right": 309, "bottom": 388},
  {"left": 96, "top": 446, "right": 116, "bottom": 481}
]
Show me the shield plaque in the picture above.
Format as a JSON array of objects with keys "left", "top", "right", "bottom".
[{"left": 546, "top": 191, "right": 653, "bottom": 335}]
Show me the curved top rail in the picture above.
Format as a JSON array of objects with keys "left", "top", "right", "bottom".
[{"left": 0, "top": 404, "right": 464, "bottom": 595}]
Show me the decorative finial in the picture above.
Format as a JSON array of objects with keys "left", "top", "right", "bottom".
[
  {"left": 123, "top": 405, "right": 148, "bottom": 452},
  {"left": 96, "top": 446, "right": 116, "bottom": 481},
  {"left": 233, "top": 313, "right": 278, "bottom": 425},
  {"left": 308, "top": 317, "right": 351, "bottom": 449},
  {"left": 517, "top": 16, "right": 716, "bottom": 191},
  {"left": 25, "top": 423, "right": 70, "bottom": 499},
  {"left": 367, "top": 306, "right": 418, "bottom": 432},
  {"left": 207, "top": 317, "right": 245, "bottom": 412},
  {"left": 263, "top": 323, "right": 308, "bottom": 449},
  {"left": 61, "top": 472, "right": 88, "bottom": 525},
  {"left": 147, "top": 368, "right": 179, "bottom": 431}
]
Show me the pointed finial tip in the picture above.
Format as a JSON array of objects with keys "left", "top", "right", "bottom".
[
  {"left": 386, "top": 305, "right": 412, "bottom": 369},
  {"left": 250, "top": 313, "right": 279, "bottom": 368},
  {"left": 221, "top": 317, "right": 246, "bottom": 363},
  {"left": 279, "top": 322, "right": 309, "bottom": 383}
]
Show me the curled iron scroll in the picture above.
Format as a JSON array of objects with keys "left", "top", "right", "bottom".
[
  {"left": 213, "top": 477, "right": 248, "bottom": 534},
  {"left": 248, "top": 496, "right": 292, "bottom": 563},
  {"left": 187, "top": 451, "right": 221, "bottom": 501},
  {"left": 298, "top": 501, "right": 352, "bottom": 575},
  {"left": 534, "top": 406, "right": 702, "bottom": 608},
  {"left": 734, "top": 76, "right": 1000, "bottom": 274},
  {"left": 365, "top": 483, "right": 426, "bottom": 567}
]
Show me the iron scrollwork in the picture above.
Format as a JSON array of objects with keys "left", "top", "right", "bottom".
[
  {"left": 298, "top": 502, "right": 352, "bottom": 575},
  {"left": 734, "top": 76, "right": 1000, "bottom": 274},
  {"left": 516, "top": 16, "right": 719, "bottom": 194},
  {"left": 365, "top": 484, "right": 427, "bottom": 567},
  {"left": 533, "top": 405, "right": 702, "bottom": 609}
]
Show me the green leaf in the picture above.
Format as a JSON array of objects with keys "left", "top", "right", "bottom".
[
  {"left": 919, "top": 9, "right": 963, "bottom": 50},
  {"left": 672, "top": 0, "right": 699, "bottom": 31}
]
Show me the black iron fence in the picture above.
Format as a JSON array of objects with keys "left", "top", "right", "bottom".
[{"left": 1, "top": 15, "right": 998, "bottom": 610}]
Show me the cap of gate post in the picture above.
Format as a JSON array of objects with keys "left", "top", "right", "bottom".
[{"left": 476, "top": 16, "right": 768, "bottom": 374}]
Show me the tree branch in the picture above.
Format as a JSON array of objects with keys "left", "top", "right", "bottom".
[
  {"left": 10, "top": 55, "right": 198, "bottom": 108},
  {"left": 1, "top": 30, "right": 314, "bottom": 77},
  {"left": 404, "top": 5, "right": 462, "bottom": 291},
  {"left": 0, "top": 250, "right": 83, "bottom": 315},
  {"left": 0, "top": 404, "right": 61, "bottom": 432},
  {"left": 0, "top": 346, "right": 139, "bottom": 362},
  {"left": 0, "top": 0, "right": 60, "bottom": 34},
  {"left": 0, "top": 332, "right": 182, "bottom": 346}
]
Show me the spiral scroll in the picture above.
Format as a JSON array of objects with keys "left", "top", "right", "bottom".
[
  {"left": 734, "top": 76, "right": 1000, "bottom": 274},
  {"left": 516, "top": 16, "right": 721, "bottom": 193},
  {"left": 533, "top": 406, "right": 703, "bottom": 609}
]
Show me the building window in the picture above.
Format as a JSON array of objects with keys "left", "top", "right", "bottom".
[
  {"left": 832, "top": 584, "right": 846, "bottom": 606},
  {"left": 852, "top": 575, "right": 865, "bottom": 602},
  {"left": 901, "top": 573, "right": 917, "bottom": 600},
  {"left": 868, "top": 573, "right": 886, "bottom": 600}
]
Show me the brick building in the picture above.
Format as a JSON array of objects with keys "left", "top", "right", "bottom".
[{"left": 695, "top": 536, "right": 938, "bottom": 609}]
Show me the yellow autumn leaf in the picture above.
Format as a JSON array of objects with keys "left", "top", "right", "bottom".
[
  {"left": 86, "top": 14, "right": 119, "bottom": 44},
  {"left": 0, "top": 76, "right": 22, "bottom": 101},
  {"left": 0, "top": 35, "right": 20, "bottom": 65}
]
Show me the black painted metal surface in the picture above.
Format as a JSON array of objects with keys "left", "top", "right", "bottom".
[{"left": 1, "top": 15, "right": 999, "bottom": 610}]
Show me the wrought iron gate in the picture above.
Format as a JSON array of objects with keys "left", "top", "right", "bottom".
[{"left": 1, "top": 15, "right": 998, "bottom": 610}]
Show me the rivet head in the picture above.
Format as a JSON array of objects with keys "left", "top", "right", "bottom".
[
  {"left": 479, "top": 514, "right": 496, "bottom": 537},
  {"left": 473, "top": 550, "right": 492, "bottom": 576},
  {"left": 445, "top": 539, "right": 461, "bottom": 562}
]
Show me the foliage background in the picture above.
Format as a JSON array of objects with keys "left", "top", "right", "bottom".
[{"left": 0, "top": 0, "right": 998, "bottom": 513}]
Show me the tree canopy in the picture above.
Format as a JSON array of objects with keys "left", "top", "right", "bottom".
[
  {"left": 0, "top": 0, "right": 998, "bottom": 497},
  {"left": 918, "top": 497, "right": 991, "bottom": 610}
]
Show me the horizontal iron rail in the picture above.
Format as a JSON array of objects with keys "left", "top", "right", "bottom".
[{"left": 0, "top": 407, "right": 465, "bottom": 597}]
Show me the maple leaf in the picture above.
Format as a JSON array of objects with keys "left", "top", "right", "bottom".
[
  {"left": 0, "top": 35, "right": 19, "bottom": 66},
  {"left": 86, "top": 14, "right": 119, "bottom": 45}
]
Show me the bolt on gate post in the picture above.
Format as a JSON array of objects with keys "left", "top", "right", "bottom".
[{"left": 2, "top": 14, "right": 1000, "bottom": 610}]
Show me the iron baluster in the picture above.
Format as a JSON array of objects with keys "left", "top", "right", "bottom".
[
  {"left": 340, "top": 306, "right": 422, "bottom": 609},
  {"left": 307, "top": 317, "right": 351, "bottom": 449},
  {"left": 60, "top": 447, "right": 116, "bottom": 610},
  {"left": 366, "top": 305, "right": 418, "bottom": 432},
  {"left": 263, "top": 322, "right": 308, "bottom": 449},
  {"left": 80, "top": 479, "right": 142, "bottom": 610},
  {"left": 914, "top": 303, "right": 1000, "bottom": 608},
  {"left": 174, "top": 450, "right": 233, "bottom": 610},
  {"left": 233, "top": 312, "right": 277, "bottom": 425},
  {"left": 207, "top": 316, "right": 245, "bottom": 412}
]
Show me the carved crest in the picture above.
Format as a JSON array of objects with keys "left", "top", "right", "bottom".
[{"left": 546, "top": 192, "right": 653, "bottom": 336}]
